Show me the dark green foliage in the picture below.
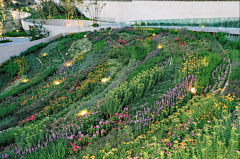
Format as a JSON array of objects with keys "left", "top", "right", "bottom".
[
  {"left": 4, "top": 29, "right": 28, "bottom": 37},
  {"left": 0, "top": 61, "right": 19, "bottom": 91},
  {"left": 127, "top": 53, "right": 170, "bottom": 82},
  {"left": 126, "top": 44, "right": 151, "bottom": 61},
  {"left": 0, "top": 39, "right": 12, "bottom": 43},
  {"left": 210, "top": 39, "right": 224, "bottom": 53},
  {"left": 106, "top": 27, "right": 111, "bottom": 31},
  {"left": 229, "top": 50, "right": 240, "bottom": 81},
  {"left": 107, "top": 47, "right": 130, "bottom": 65},
  {"left": 4, "top": 61, "right": 19, "bottom": 78},
  {"left": 0, "top": 66, "right": 57, "bottom": 100},
  {"left": 19, "top": 43, "right": 49, "bottom": 57},
  {"left": 26, "top": 24, "right": 50, "bottom": 41},
  {"left": 58, "top": 38, "right": 73, "bottom": 51},
  {"left": 25, "top": 54, "right": 42, "bottom": 78},
  {"left": 91, "top": 23, "right": 99, "bottom": 27}
]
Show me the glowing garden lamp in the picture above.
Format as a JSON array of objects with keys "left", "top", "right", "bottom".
[
  {"left": 84, "top": 35, "right": 87, "bottom": 38},
  {"left": 157, "top": 44, "right": 163, "bottom": 49},
  {"left": 22, "top": 79, "right": 29, "bottom": 83},
  {"left": 42, "top": 53, "right": 47, "bottom": 56},
  {"left": 64, "top": 61, "right": 73, "bottom": 67},
  {"left": 80, "top": 109, "right": 88, "bottom": 116},
  {"left": 101, "top": 78, "right": 110, "bottom": 83},
  {"left": 152, "top": 33, "right": 156, "bottom": 37},
  {"left": 191, "top": 87, "right": 197, "bottom": 94},
  {"left": 54, "top": 81, "right": 60, "bottom": 85}
]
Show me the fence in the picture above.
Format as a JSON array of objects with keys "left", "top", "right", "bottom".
[
  {"left": 95, "top": 0, "right": 239, "bottom": 1},
  {"left": 120, "top": 17, "right": 239, "bottom": 28}
]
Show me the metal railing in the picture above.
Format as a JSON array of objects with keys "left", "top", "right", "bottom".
[
  {"left": 120, "top": 17, "right": 239, "bottom": 28},
  {"left": 94, "top": 0, "right": 239, "bottom": 1}
]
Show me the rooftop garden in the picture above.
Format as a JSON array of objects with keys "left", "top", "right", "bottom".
[{"left": 0, "top": 27, "right": 240, "bottom": 159}]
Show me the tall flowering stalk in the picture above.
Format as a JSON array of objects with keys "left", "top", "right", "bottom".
[
  {"left": 100, "top": 66, "right": 164, "bottom": 118},
  {"left": 133, "top": 75, "right": 197, "bottom": 135}
]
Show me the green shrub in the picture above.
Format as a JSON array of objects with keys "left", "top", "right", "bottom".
[
  {"left": 19, "top": 43, "right": 49, "bottom": 57},
  {"left": 58, "top": 38, "right": 72, "bottom": 51},
  {"left": 68, "top": 38, "right": 92, "bottom": 57},
  {"left": 5, "top": 61, "right": 19, "bottom": 78},
  {"left": 117, "top": 32, "right": 136, "bottom": 42},
  {"left": 0, "top": 39, "right": 12, "bottom": 43},
  {"left": 4, "top": 30, "right": 28, "bottom": 37},
  {"left": 126, "top": 45, "right": 146, "bottom": 60},
  {"left": 13, "top": 56, "right": 29, "bottom": 75},
  {"left": 107, "top": 47, "right": 130, "bottom": 65},
  {"left": 210, "top": 39, "right": 224, "bottom": 53},
  {"left": 26, "top": 54, "right": 42, "bottom": 78},
  {"left": 229, "top": 50, "right": 240, "bottom": 81},
  {"left": 91, "top": 23, "right": 99, "bottom": 27}
]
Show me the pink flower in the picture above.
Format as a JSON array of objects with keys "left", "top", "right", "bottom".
[
  {"left": 115, "top": 113, "right": 118, "bottom": 116},
  {"left": 22, "top": 120, "right": 25, "bottom": 123}
]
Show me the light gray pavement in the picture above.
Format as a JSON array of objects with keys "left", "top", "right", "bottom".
[{"left": 0, "top": 37, "right": 31, "bottom": 47}]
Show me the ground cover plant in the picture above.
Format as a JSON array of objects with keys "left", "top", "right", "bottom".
[{"left": 0, "top": 27, "right": 240, "bottom": 159}]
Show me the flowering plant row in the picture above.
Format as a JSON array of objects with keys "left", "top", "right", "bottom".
[{"left": 100, "top": 66, "right": 164, "bottom": 118}]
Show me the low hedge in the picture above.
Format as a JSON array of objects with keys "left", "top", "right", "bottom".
[{"left": 0, "top": 39, "right": 12, "bottom": 43}]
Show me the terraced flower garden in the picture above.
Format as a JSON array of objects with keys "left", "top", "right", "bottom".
[{"left": 0, "top": 27, "right": 240, "bottom": 159}]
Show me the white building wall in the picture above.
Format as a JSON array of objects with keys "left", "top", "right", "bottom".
[{"left": 77, "top": 2, "right": 240, "bottom": 22}]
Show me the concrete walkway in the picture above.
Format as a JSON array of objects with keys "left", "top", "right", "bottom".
[{"left": 0, "top": 37, "right": 30, "bottom": 47}]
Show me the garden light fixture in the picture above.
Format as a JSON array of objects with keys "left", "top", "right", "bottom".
[
  {"left": 191, "top": 87, "right": 197, "bottom": 94},
  {"left": 54, "top": 81, "right": 60, "bottom": 85},
  {"left": 64, "top": 61, "right": 73, "bottom": 67},
  {"left": 80, "top": 110, "right": 88, "bottom": 116},
  {"left": 22, "top": 79, "right": 29, "bottom": 83},
  {"left": 158, "top": 44, "right": 163, "bottom": 49},
  {"left": 42, "top": 53, "right": 47, "bottom": 56},
  {"left": 101, "top": 78, "right": 110, "bottom": 83},
  {"left": 84, "top": 35, "right": 87, "bottom": 37},
  {"left": 152, "top": 33, "right": 156, "bottom": 36}
]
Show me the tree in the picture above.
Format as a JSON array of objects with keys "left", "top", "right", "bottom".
[
  {"left": 83, "top": 0, "right": 106, "bottom": 26},
  {"left": 0, "top": 0, "right": 14, "bottom": 10},
  {"left": 59, "top": 0, "right": 83, "bottom": 27},
  {"left": 15, "top": 0, "right": 34, "bottom": 5},
  {"left": 0, "top": 9, "right": 16, "bottom": 40},
  {"left": 35, "top": 0, "right": 61, "bottom": 24},
  {"left": 25, "top": 22, "right": 50, "bottom": 41}
]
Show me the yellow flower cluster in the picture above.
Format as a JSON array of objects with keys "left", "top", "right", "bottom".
[{"left": 179, "top": 52, "right": 207, "bottom": 75}]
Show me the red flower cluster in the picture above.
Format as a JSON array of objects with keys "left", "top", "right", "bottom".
[
  {"left": 69, "top": 142, "right": 81, "bottom": 152},
  {"left": 117, "top": 39, "right": 127, "bottom": 46},
  {"left": 174, "top": 37, "right": 182, "bottom": 41},
  {"left": 18, "top": 113, "right": 37, "bottom": 126}
]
